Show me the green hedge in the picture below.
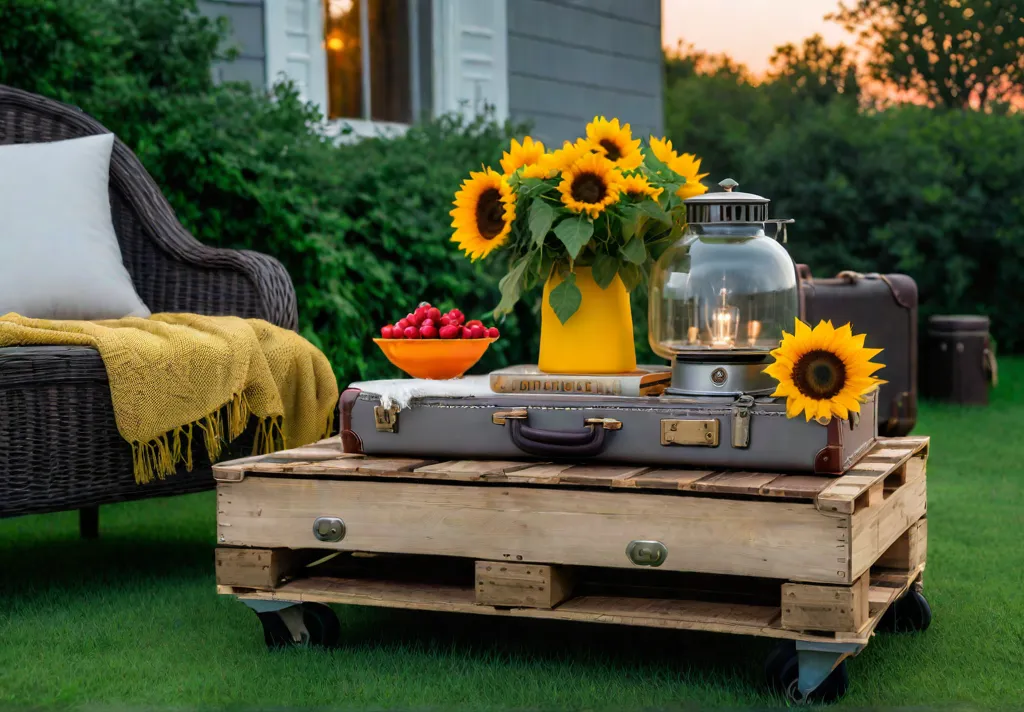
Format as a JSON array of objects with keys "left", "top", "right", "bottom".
[
  {"left": 0, "top": 0, "right": 538, "bottom": 384},
  {"left": 666, "top": 76, "right": 1024, "bottom": 352}
]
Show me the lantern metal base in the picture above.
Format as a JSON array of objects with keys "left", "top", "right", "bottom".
[{"left": 667, "top": 353, "right": 777, "bottom": 397}]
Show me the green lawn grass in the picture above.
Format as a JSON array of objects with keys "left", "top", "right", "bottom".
[{"left": 2, "top": 361, "right": 1022, "bottom": 709}]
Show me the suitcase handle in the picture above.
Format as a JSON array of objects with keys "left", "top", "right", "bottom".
[{"left": 491, "top": 410, "right": 620, "bottom": 459}]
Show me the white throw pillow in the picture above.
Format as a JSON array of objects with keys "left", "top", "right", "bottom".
[{"left": 0, "top": 133, "right": 151, "bottom": 320}]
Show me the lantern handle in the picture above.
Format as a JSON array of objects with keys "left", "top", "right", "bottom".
[{"left": 764, "top": 218, "right": 795, "bottom": 243}]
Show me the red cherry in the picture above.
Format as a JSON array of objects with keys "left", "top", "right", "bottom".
[
  {"left": 381, "top": 325, "right": 394, "bottom": 339},
  {"left": 422, "top": 318, "right": 435, "bottom": 328},
  {"left": 403, "top": 326, "right": 420, "bottom": 339},
  {"left": 469, "top": 325, "right": 486, "bottom": 339},
  {"left": 420, "top": 325, "right": 438, "bottom": 338},
  {"left": 466, "top": 319, "right": 483, "bottom": 328},
  {"left": 419, "top": 301, "right": 432, "bottom": 309},
  {"left": 415, "top": 305, "right": 429, "bottom": 318},
  {"left": 396, "top": 318, "right": 409, "bottom": 330},
  {"left": 439, "top": 325, "right": 459, "bottom": 339},
  {"left": 455, "top": 313, "right": 466, "bottom": 325},
  {"left": 440, "top": 315, "right": 452, "bottom": 327},
  {"left": 461, "top": 328, "right": 474, "bottom": 339},
  {"left": 427, "top": 307, "right": 441, "bottom": 321},
  {"left": 487, "top": 327, "right": 500, "bottom": 338},
  {"left": 408, "top": 312, "right": 423, "bottom": 326}
]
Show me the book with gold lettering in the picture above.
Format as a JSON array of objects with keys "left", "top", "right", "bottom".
[{"left": 489, "top": 364, "right": 672, "bottom": 397}]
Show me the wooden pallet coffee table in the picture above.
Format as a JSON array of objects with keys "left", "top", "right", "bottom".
[{"left": 214, "top": 435, "right": 931, "bottom": 703}]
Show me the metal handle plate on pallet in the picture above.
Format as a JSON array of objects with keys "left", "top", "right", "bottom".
[
  {"left": 313, "top": 517, "right": 346, "bottom": 542},
  {"left": 626, "top": 540, "right": 668, "bottom": 567}
]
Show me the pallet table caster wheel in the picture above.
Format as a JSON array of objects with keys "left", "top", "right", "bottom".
[
  {"left": 249, "top": 601, "right": 342, "bottom": 650},
  {"left": 765, "top": 641, "right": 849, "bottom": 704},
  {"left": 879, "top": 589, "right": 932, "bottom": 633}
]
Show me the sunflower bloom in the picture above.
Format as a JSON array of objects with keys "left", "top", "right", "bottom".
[
  {"left": 649, "top": 137, "right": 710, "bottom": 200},
  {"left": 545, "top": 138, "right": 593, "bottom": 174},
  {"left": 764, "top": 318, "right": 887, "bottom": 425},
  {"left": 449, "top": 168, "right": 516, "bottom": 261},
  {"left": 558, "top": 153, "right": 622, "bottom": 218},
  {"left": 500, "top": 136, "right": 546, "bottom": 177},
  {"left": 619, "top": 174, "right": 663, "bottom": 202},
  {"left": 585, "top": 116, "right": 643, "bottom": 171}
]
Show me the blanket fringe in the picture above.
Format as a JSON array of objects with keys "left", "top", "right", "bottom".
[{"left": 130, "top": 391, "right": 337, "bottom": 485}]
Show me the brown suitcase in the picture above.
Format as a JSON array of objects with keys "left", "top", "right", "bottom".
[
  {"left": 797, "top": 267, "right": 918, "bottom": 437},
  {"left": 924, "top": 315, "right": 997, "bottom": 405}
]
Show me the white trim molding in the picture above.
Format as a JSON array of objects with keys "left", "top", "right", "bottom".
[
  {"left": 264, "top": 0, "right": 329, "bottom": 113},
  {"left": 433, "top": 0, "right": 509, "bottom": 122}
]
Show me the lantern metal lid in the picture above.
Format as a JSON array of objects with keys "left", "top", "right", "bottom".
[{"left": 685, "top": 178, "right": 770, "bottom": 225}]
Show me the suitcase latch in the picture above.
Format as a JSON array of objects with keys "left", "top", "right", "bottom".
[
  {"left": 373, "top": 405, "right": 400, "bottom": 433},
  {"left": 492, "top": 409, "right": 528, "bottom": 425},
  {"left": 731, "top": 395, "right": 755, "bottom": 448},
  {"left": 660, "top": 419, "right": 719, "bottom": 447}
]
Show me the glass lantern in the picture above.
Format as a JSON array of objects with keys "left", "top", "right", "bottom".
[{"left": 649, "top": 179, "right": 799, "bottom": 396}]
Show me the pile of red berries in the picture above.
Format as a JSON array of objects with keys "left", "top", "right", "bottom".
[{"left": 380, "top": 303, "right": 500, "bottom": 340}]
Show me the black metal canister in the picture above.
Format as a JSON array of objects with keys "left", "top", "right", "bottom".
[{"left": 924, "top": 315, "right": 996, "bottom": 405}]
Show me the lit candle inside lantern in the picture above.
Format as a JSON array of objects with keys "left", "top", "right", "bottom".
[
  {"left": 710, "top": 287, "right": 739, "bottom": 348},
  {"left": 747, "top": 319, "right": 762, "bottom": 347}
]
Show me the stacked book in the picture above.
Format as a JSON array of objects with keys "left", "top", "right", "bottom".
[{"left": 488, "top": 364, "right": 671, "bottom": 397}]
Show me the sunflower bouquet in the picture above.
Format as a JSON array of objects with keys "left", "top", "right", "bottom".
[{"left": 450, "top": 117, "right": 709, "bottom": 324}]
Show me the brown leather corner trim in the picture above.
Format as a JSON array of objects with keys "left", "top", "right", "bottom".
[
  {"left": 815, "top": 418, "right": 844, "bottom": 474},
  {"left": 339, "top": 388, "right": 363, "bottom": 454},
  {"left": 341, "top": 429, "right": 363, "bottom": 454},
  {"left": 814, "top": 444, "right": 844, "bottom": 475},
  {"left": 879, "top": 273, "right": 918, "bottom": 310}
]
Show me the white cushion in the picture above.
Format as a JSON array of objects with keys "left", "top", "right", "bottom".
[{"left": 0, "top": 133, "right": 151, "bottom": 320}]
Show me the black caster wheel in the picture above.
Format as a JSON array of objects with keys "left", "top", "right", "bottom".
[
  {"left": 879, "top": 589, "right": 932, "bottom": 633},
  {"left": 765, "top": 641, "right": 849, "bottom": 705},
  {"left": 255, "top": 602, "right": 342, "bottom": 650}
]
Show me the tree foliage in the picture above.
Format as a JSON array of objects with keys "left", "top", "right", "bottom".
[
  {"left": 831, "top": 0, "right": 1024, "bottom": 110},
  {"left": 767, "top": 34, "right": 862, "bottom": 106}
]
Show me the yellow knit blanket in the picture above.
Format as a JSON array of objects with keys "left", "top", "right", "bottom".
[{"left": 0, "top": 312, "right": 339, "bottom": 484}]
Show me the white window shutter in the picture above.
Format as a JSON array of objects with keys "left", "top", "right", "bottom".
[
  {"left": 264, "top": 0, "right": 329, "bottom": 115},
  {"left": 433, "top": 0, "right": 509, "bottom": 123}
]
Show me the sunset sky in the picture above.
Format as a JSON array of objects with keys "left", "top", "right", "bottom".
[{"left": 662, "top": 0, "right": 854, "bottom": 75}]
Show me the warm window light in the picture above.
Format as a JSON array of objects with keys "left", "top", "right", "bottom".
[
  {"left": 327, "top": 0, "right": 354, "bottom": 18},
  {"left": 327, "top": 34, "right": 345, "bottom": 51}
]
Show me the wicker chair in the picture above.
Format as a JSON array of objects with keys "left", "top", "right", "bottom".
[{"left": 0, "top": 85, "right": 299, "bottom": 536}]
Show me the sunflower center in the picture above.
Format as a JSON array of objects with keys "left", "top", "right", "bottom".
[
  {"left": 571, "top": 173, "right": 607, "bottom": 204},
  {"left": 792, "top": 350, "right": 847, "bottom": 400},
  {"left": 475, "top": 188, "right": 505, "bottom": 240},
  {"left": 599, "top": 139, "right": 622, "bottom": 161}
]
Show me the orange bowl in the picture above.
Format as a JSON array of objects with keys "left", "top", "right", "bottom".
[{"left": 373, "top": 337, "right": 497, "bottom": 380}]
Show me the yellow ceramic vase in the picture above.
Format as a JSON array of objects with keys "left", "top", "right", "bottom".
[{"left": 539, "top": 267, "right": 637, "bottom": 374}]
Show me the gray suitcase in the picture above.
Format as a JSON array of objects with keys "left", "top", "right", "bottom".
[{"left": 340, "top": 385, "right": 878, "bottom": 475}]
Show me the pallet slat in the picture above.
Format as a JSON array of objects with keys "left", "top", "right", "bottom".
[{"left": 222, "top": 565, "right": 923, "bottom": 647}]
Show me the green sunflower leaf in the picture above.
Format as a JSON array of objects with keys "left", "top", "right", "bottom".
[
  {"left": 553, "top": 215, "right": 594, "bottom": 260},
  {"left": 528, "top": 200, "right": 556, "bottom": 248},
  {"left": 493, "top": 254, "right": 532, "bottom": 318},
  {"left": 620, "top": 237, "right": 647, "bottom": 265},
  {"left": 592, "top": 253, "right": 619, "bottom": 289},
  {"left": 518, "top": 178, "right": 555, "bottom": 200},
  {"left": 548, "top": 271, "right": 583, "bottom": 324},
  {"left": 637, "top": 200, "right": 673, "bottom": 227},
  {"left": 618, "top": 262, "right": 643, "bottom": 292},
  {"left": 619, "top": 205, "right": 640, "bottom": 241}
]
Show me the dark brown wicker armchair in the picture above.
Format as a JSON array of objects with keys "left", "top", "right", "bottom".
[{"left": 0, "top": 85, "right": 299, "bottom": 535}]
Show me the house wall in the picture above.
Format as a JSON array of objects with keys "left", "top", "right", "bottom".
[
  {"left": 506, "top": 0, "right": 664, "bottom": 145},
  {"left": 198, "top": 0, "right": 266, "bottom": 87},
  {"left": 198, "top": 0, "right": 666, "bottom": 145}
]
